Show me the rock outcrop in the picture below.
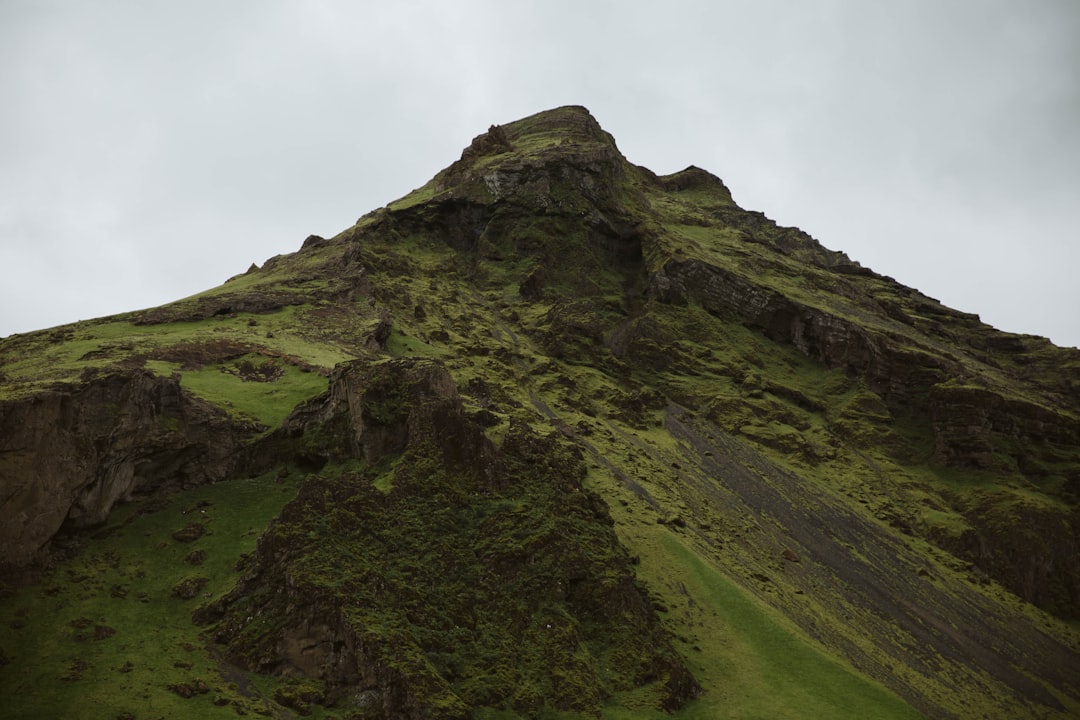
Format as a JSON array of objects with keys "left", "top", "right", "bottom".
[
  {"left": 199, "top": 357, "right": 699, "bottom": 718},
  {"left": 0, "top": 370, "right": 258, "bottom": 568}
]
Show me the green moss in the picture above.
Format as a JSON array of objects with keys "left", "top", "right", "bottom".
[
  {"left": 627, "top": 536, "right": 923, "bottom": 720},
  {"left": 206, "top": 417, "right": 694, "bottom": 718},
  {"left": 177, "top": 354, "right": 328, "bottom": 428},
  {"left": 387, "top": 181, "right": 440, "bottom": 211},
  {"left": 385, "top": 328, "right": 448, "bottom": 358},
  {"left": 0, "top": 306, "right": 352, "bottom": 402},
  {"left": 0, "top": 470, "right": 308, "bottom": 719}
]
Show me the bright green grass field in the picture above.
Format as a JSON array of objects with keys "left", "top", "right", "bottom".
[
  {"left": 147, "top": 355, "right": 330, "bottom": 429},
  {"left": 604, "top": 534, "right": 924, "bottom": 720}
]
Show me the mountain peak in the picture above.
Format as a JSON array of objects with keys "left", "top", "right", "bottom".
[
  {"left": 430, "top": 105, "right": 623, "bottom": 203},
  {"left": 498, "top": 104, "right": 611, "bottom": 144}
]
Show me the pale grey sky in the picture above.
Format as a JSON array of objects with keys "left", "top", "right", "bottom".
[{"left": 2, "top": 1, "right": 1078, "bottom": 346}]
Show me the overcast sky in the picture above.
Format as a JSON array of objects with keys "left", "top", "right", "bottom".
[{"left": 2, "top": 1, "right": 1078, "bottom": 347}]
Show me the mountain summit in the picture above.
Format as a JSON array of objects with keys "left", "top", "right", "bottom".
[{"left": 2, "top": 106, "right": 1078, "bottom": 718}]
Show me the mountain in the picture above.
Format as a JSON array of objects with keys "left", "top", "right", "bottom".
[{"left": 1, "top": 105, "right": 1078, "bottom": 719}]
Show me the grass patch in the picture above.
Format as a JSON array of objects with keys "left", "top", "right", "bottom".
[
  {"left": 176, "top": 354, "right": 328, "bottom": 429},
  {"left": 0, "top": 470, "right": 310, "bottom": 719},
  {"left": 621, "top": 534, "right": 923, "bottom": 720},
  {"left": 0, "top": 306, "right": 351, "bottom": 402},
  {"left": 385, "top": 328, "right": 448, "bottom": 358}
]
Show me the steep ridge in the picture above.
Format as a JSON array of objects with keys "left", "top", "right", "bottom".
[
  {"left": 1, "top": 105, "right": 1078, "bottom": 718},
  {"left": 197, "top": 358, "right": 698, "bottom": 718}
]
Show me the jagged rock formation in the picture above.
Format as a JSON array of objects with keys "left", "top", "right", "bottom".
[
  {"left": 198, "top": 358, "right": 698, "bottom": 718},
  {"left": 0, "top": 369, "right": 258, "bottom": 567},
  {"left": 1, "top": 105, "right": 1079, "bottom": 719}
]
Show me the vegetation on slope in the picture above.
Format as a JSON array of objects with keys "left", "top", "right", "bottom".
[
  {"left": 200, "top": 359, "right": 697, "bottom": 718},
  {"left": 2, "top": 105, "right": 1079, "bottom": 718},
  {"left": 0, "top": 470, "right": 310, "bottom": 718}
]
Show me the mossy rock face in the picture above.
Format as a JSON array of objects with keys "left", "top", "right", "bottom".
[
  {"left": 938, "top": 492, "right": 1080, "bottom": 618},
  {"left": 929, "top": 384, "right": 1080, "bottom": 472},
  {"left": 267, "top": 357, "right": 489, "bottom": 474},
  {"left": 0, "top": 369, "right": 256, "bottom": 568},
  {"left": 171, "top": 575, "right": 209, "bottom": 599},
  {"left": 272, "top": 679, "right": 325, "bottom": 716},
  {"left": 200, "top": 358, "right": 698, "bottom": 718}
]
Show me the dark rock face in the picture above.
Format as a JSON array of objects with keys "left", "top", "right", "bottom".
[
  {"left": 199, "top": 358, "right": 699, "bottom": 718},
  {"left": 929, "top": 384, "right": 1080, "bottom": 471},
  {"left": 268, "top": 358, "right": 486, "bottom": 471},
  {"left": 650, "top": 258, "right": 902, "bottom": 392},
  {"left": 0, "top": 371, "right": 257, "bottom": 568},
  {"left": 947, "top": 501, "right": 1080, "bottom": 616},
  {"left": 655, "top": 165, "right": 733, "bottom": 198},
  {"left": 435, "top": 106, "right": 622, "bottom": 203}
]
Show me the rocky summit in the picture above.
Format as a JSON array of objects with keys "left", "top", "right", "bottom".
[{"left": 1, "top": 105, "right": 1078, "bottom": 719}]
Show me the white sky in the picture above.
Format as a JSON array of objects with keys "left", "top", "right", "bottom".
[{"left": 2, "top": 1, "right": 1078, "bottom": 347}]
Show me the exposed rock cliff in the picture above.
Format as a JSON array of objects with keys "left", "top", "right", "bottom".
[{"left": 0, "top": 370, "right": 258, "bottom": 568}]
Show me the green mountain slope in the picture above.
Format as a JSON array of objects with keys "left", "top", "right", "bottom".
[{"left": 2, "top": 106, "right": 1078, "bottom": 719}]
